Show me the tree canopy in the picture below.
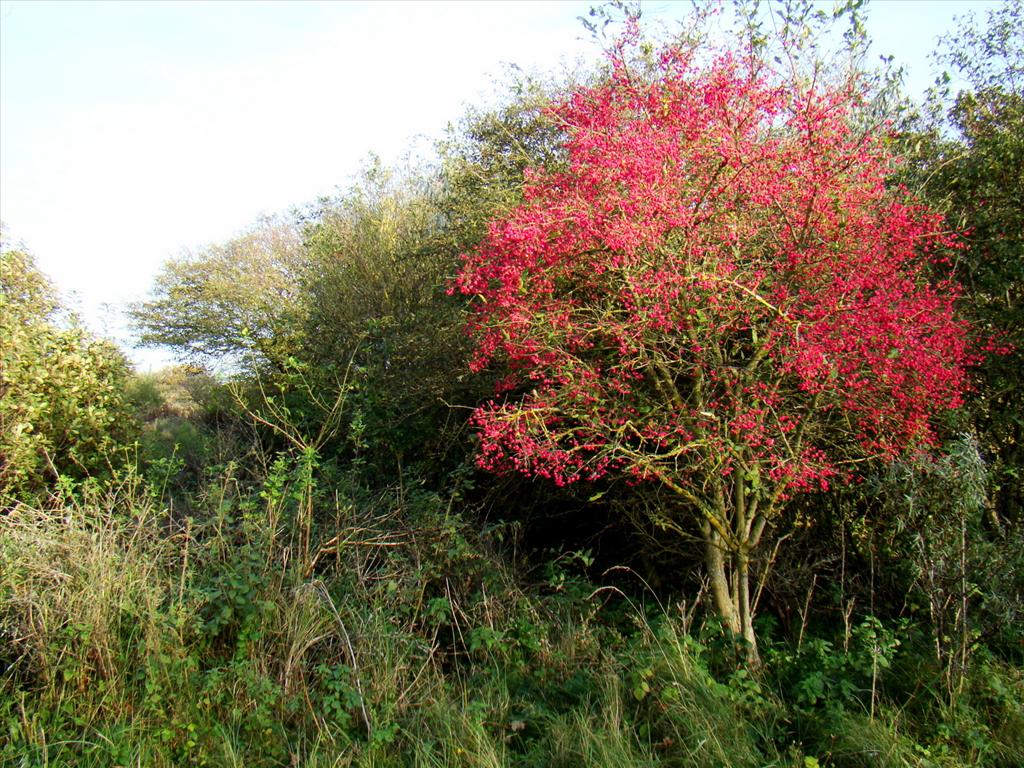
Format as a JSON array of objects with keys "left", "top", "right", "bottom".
[
  {"left": 129, "top": 216, "right": 307, "bottom": 370},
  {"left": 455, "top": 37, "right": 973, "bottom": 659},
  {"left": 911, "top": 0, "right": 1023, "bottom": 521}
]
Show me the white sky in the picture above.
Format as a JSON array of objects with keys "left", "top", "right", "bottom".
[{"left": 0, "top": 0, "right": 1001, "bottom": 369}]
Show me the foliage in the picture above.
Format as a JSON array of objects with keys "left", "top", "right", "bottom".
[
  {"left": 130, "top": 159, "right": 486, "bottom": 482},
  {"left": 871, "top": 436, "right": 1024, "bottom": 680},
  {"left": 130, "top": 216, "right": 307, "bottom": 371},
  {"left": 295, "top": 161, "right": 479, "bottom": 478},
  {"left": 439, "top": 71, "right": 573, "bottom": 252},
  {"left": 909, "top": 0, "right": 1024, "bottom": 520},
  {"left": 1, "top": 245, "right": 135, "bottom": 501},
  {"left": 454, "top": 33, "right": 972, "bottom": 659},
  {"left": 127, "top": 365, "right": 241, "bottom": 495}
]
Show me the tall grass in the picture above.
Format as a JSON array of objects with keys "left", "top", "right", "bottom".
[
  {"left": 2, "top": 465, "right": 1020, "bottom": 766},
  {"left": 1, "top": 477, "right": 185, "bottom": 766}
]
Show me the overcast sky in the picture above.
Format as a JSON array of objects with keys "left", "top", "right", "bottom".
[{"left": 0, "top": 0, "right": 1000, "bottom": 369}]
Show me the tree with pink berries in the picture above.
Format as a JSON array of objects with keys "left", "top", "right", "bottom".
[{"left": 454, "top": 40, "right": 973, "bottom": 662}]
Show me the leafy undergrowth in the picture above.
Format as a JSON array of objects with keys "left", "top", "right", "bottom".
[{"left": 2, "top": 469, "right": 1021, "bottom": 768}]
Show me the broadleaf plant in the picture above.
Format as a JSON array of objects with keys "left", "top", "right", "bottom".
[{"left": 455, "top": 34, "right": 973, "bottom": 663}]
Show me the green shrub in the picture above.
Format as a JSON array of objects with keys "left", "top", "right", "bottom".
[{"left": 1, "top": 246, "right": 136, "bottom": 502}]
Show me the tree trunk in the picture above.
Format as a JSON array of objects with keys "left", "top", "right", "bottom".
[
  {"left": 703, "top": 526, "right": 761, "bottom": 667},
  {"left": 737, "top": 547, "right": 760, "bottom": 666},
  {"left": 705, "top": 533, "right": 740, "bottom": 635}
]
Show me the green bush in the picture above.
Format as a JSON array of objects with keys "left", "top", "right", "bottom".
[{"left": 1, "top": 246, "right": 136, "bottom": 502}]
